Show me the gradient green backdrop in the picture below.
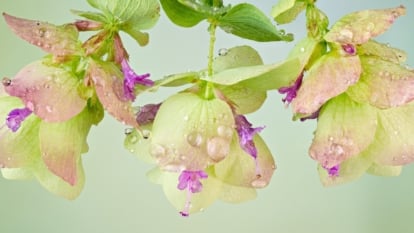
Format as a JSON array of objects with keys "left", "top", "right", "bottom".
[{"left": 1, "top": 1, "right": 414, "bottom": 232}]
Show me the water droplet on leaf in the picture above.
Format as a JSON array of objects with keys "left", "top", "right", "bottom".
[
  {"left": 207, "top": 137, "right": 230, "bottom": 162},
  {"left": 187, "top": 131, "right": 203, "bottom": 147},
  {"left": 124, "top": 128, "right": 133, "bottom": 135},
  {"left": 218, "top": 48, "right": 228, "bottom": 56},
  {"left": 2, "top": 77, "right": 11, "bottom": 86}
]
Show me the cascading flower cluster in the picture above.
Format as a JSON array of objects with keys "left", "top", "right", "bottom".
[
  {"left": 274, "top": 2, "right": 414, "bottom": 185},
  {"left": 1, "top": 0, "right": 414, "bottom": 217},
  {"left": 0, "top": 0, "right": 160, "bottom": 198}
]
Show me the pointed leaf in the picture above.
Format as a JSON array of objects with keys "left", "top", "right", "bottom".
[
  {"left": 87, "top": 59, "right": 139, "bottom": 128},
  {"left": 213, "top": 46, "right": 263, "bottom": 73},
  {"left": 368, "top": 104, "right": 414, "bottom": 166},
  {"left": 160, "top": 0, "right": 206, "bottom": 27},
  {"left": 357, "top": 40, "right": 407, "bottom": 64},
  {"left": 3, "top": 13, "right": 80, "bottom": 56},
  {"left": 218, "top": 3, "right": 293, "bottom": 42},
  {"left": 218, "top": 83, "right": 267, "bottom": 114},
  {"left": 346, "top": 56, "right": 414, "bottom": 108},
  {"left": 271, "top": 0, "right": 306, "bottom": 25},
  {"left": 39, "top": 106, "right": 94, "bottom": 185},
  {"left": 324, "top": 6, "right": 406, "bottom": 44},
  {"left": 152, "top": 71, "right": 199, "bottom": 89},
  {"left": 71, "top": 10, "right": 108, "bottom": 24},
  {"left": 5, "top": 60, "right": 87, "bottom": 122},
  {"left": 204, "top": 58, "right": 300, "bottom": 90},
  {"left": 310, "top": 94, "right": 377, "bottom": 168},
  {"left": 292, "top": 53, "right": 362, "bottom": 115},
  {"left": 33, "top": 155, "right": 85, "bottom": 200}
]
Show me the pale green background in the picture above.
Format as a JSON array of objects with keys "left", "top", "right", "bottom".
[{"left": 1, "top": 1, "right": 414, "bottom": 233}]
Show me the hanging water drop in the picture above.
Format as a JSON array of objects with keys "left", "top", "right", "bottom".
[
  {"left": 2, "top": 77, "right": 11, "bottom": 86},
  {"left": 207, "top": 137, "right": 230, "bottom": 162},
  {"left": 251, "top": 179, "right": 268, "bottom": 188},
  {"left": 218, "top": 48, "right": 228, "bottom": 56},
  {"left": 124, "top": 128, "right": 133, "bottom": 135},
  {"left": 187, "top": 131, "right": 203, "bottom": 147},
  {"left": 142, "top": 130, "right": 151, "bottom": 139}
]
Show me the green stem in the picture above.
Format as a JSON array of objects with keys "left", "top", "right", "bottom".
[{"left": 207, "top": 23, "right": 217, "bottom": 76}]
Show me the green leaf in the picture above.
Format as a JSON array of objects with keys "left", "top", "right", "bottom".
[
  {"left": 71, "top": 10, "right": 108, "bottom": 23},
  {"left": 153, "top": 72, "right": 200, "bottom": 88},
  {"left": 160, "top": 0, "right": 207, "bottom": 27},
  {"left": 271, "top": 0, "right": 306, "bottom": 25},
  {"left": 309, "top": 93, "right": 378, "bottom": 169},
  {"left": 291, "top": 53, "right": 362, "bottom": 115},
  {"left": 213, "top": 45, "right": 263, "bottom": 73},
  {"left": 204, "top": 58, "right": 300, "bottom": 90},
  {"left": 217, "top": 3, "right": 293, "bottom": 42},
  {"left": 218, "top": 83, "right": 267, "bottom": 114},
  {"left": 287, "top": 36, "right": 325, "bottom": 71},
  {"left": 324, "top": 6, "right": 406, "bottom": 44},
  {"left": 346, "top": 56, "right": 414, "bottom": 109}
]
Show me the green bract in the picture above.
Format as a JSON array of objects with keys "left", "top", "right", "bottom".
[
  {"left": 75, "top": 0, "right": 160, "bottom": 46},
  {"left": 271, "top": 0, "right": 306, "bottom": 25},
  {"left": 160, "top": 0, "right": 293, "bottom": 42}
]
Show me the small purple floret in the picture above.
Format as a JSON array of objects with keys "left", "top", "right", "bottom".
[
  {"left": 6, "top": 107, "right": 32, "bottom": 132},
  {"left": 235, "top": 115, "right": 264, "bottom": 159},
  {"left": 324, "top": 164, "right": 340, "bottom": 177},
  {"left": 177, "top": 170, "right": 208, "bottom": 217},
  {"left": 177, "top": 170, "right": 208, "bottom": 193},
  {"left": 342, "top": 44, "right": 356, "bottom": 55},
  {"left": 121, "top": 59, "right": 153, "bottom": 101},
  {"left": 278, "top": 72, "right": 303, "bottom": 104},
  {"left": 136, "top": 103, "right": 161, "bottom": 125}
]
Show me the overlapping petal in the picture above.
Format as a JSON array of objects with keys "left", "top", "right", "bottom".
[{"left": 4, "top": 60, "right": 87, "bottom": 122}]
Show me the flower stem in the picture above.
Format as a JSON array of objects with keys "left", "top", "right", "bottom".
[{"left": 207, "top": 23, "right": 217, "bottom": 77}]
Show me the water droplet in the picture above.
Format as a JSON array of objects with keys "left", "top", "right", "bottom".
[
  {"left": 218, "top": 48, "right": 228, "bottom": 56},
  {"left": 339, "top": 29, "right": 353, "bottom": 40},
  {"left": 150, "top": 144, "right": 166, "bottom": 158},
  {"left": 199, "top": 208, "right": 204, "bottom": 212},
  {"left": 328, "top": 136, "right": 334, "bottom": 141},
  {"left": 124, "top": 128, "right": 133, "bottom": 135},
  {"left": 187, "top": 131, "right": 203, "bottom": 147},
  {"left": 251, "top": 179, "right": 268, "bottom": 188},
  {"left": 207, "top": 137, "right": 230, "bottom": 162},
  {"left": 394, "top": 130, "right": 399, "bottom": 135},
  {"left": 142, "top": 130, "right": 151, "bottom": 139},
  {"left": 180, "top": 155, "right": 187, "bottom": 160},
  {"left": 183, "top": 115, "right": 189, "bottom": 121},
  {"left": 366, "top": 22, "right": 375, "bottom": 31},
  {"left": 300, "top": 47, "right": 305, "bottom": 52},
  {"left": 45, "top": 105, "right": 53, "bottom": 113},
  {"left": 217, "top": 125, "right": 233, "bottom": 139},
  {"left": 279, "top": 29, "right": 286, "bottom": 35},
  {"left": 2, "top": 77, "right": 11, "bottom": 86}
]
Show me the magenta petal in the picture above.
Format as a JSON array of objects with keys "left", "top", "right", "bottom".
[
  {"left": 87, "top": 60, "right": 139, "bottom": 128},
  {"left": 6, "top": 107, "right": 32, "bottom": 132},
  {"left": 4, "top": 60, "right": 87, "bottom": 122},
  {"left": 235, "top": 115, "right": 264, "bottom": 159},
  {"left": 121, "top": 59, "right": 153, "bottom": 101}
]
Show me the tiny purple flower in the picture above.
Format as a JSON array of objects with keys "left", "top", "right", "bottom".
[
  {"left": 121, "top": 59, "right": 153, "bottom": 101},
  {"left": 278, "top": 72, "right": 303, "bottom": 105},
  {"left": 5, "top": 107, "right": 32, "bottom": 132},
  {"left": 323, "top": 164, "right": 340, "bottom": 177},
  {"left": 136, "top": 103, "right": 162, "bottom": 125},
  {"left": 342, "top": 44, "right": 356, "bottom": 55},
  {"left": 177, "top": 170, "right": 208, "bottom": 217},
  {"left": 235, "top": 115, "right": 264, "bottom": 160}
]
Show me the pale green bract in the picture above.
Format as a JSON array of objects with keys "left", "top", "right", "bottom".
[{"left": 271, "top": 0, "right": 306, "bottom": 25}]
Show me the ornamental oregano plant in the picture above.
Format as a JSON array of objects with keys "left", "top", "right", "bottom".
[{"left": 1, "top": 0, "right": 413, "bottom": 216}]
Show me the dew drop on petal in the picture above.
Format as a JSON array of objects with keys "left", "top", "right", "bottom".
[
  {"left": 129, "top": 135, "right": 138, "bottom": 144},
  {"left": 187, "top": 131, "right": 203, "bottom": 147},
  {"left": 207, "top": 137, "right": 230, "bottom": 162},
  {"left": 300, "top": 47, "right": 305, "bottom": 52},
  {"left": 142, "top": 130, "right": 151, "bottom": 139},
  {"left": 45, "top": 105, "right": 53, "bottom": 113},
  {"left": 150, "top": 144, "right": 166, "bottom": 158},
  {"left": 217, "top": 125, "right": 233, "bottom": 139}
]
